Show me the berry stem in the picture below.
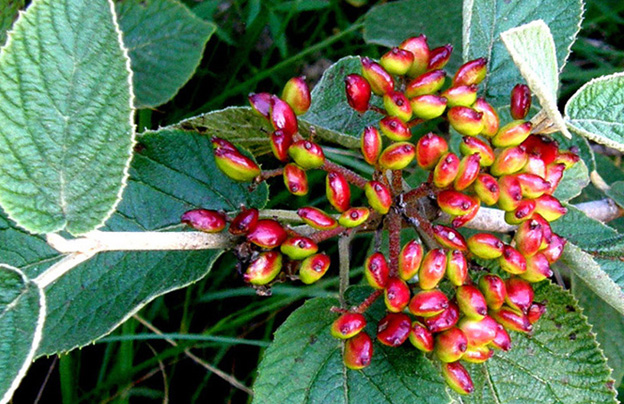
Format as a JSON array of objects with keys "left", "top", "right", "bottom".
[
  {"left": 309, "top": 226, "right": 348, "bottom": 243},
  {"left": 338, "top": 230, "right": 355, "bottom": 308},
  {"left": 321, "top": 160, "right": 368, "bottom": 189},
  {"left": 354, "top": 289, "right": 383, "bottom": 313},
  {"left": 387, "top": 209, "right": 402, "bottom": 277},
  {"left": 255, "top": 168, "right": 284, "bottom": 182},
  {"left": 368, "top": 104, "right": 388, "bottom": 115}
]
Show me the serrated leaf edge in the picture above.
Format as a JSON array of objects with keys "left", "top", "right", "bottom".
[{"left": 0, "top": 264, "right": 46, "bottom": 404}]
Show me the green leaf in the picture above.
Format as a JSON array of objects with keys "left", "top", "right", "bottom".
[
  {"left": 463, "top": 0, "right": 582, "bottom": 106},
  {"left": 0, "top": 0, "right": 134, "bottom": 235},
  {"left": 363, "top": 0, "right": 463, "bottom": 72},
  {"left": 116, "top": 0, "right": 215, "bottom": 109},
  {"left": 253, "top": 291, "right": 450, "bottom": 404},
  {"left": 0, "top": 264, "right": 45, "bottom": 403},
  {"left": 36, "top": 129, "right": 268, "bottom": 354},
  {"left": 0, "top": 0, "right": 23, "bottom": 46},
  {"left": 605, "top": 181, "right": 624, "bottom": 210},
  {"left": 550, "top": 204, "right": 621, "bottom": 252},
  {"left": 500, "top": 20, "right": 571, "bottom": 138},
  {"left": 303, "top": 56, "right": 381, "bottom": 143},
  {"left": 572, "top": 275, "right": 624, "bottom": 387},
  {"left": 553, "top": 159, "right": 589, "bottom": 202},
  {"left": 565, "top": 72, "right": 624, "bottom": 152},
  {"left": 455, "top": 282, "right": 616, "bottom": 403}
]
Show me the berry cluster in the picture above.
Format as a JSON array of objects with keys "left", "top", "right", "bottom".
[{"left": 182, "top": 35, "right": 578, "bottom": 395}]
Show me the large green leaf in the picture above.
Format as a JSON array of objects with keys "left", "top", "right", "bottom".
[
  {"left": 550, "top": 204, "right": 622, "bottom": 251},
  {"left": 253, "top": 291, "right": 450, "bottom": 404},
  {"left": 0, "top": 0, "right": 23, "bottom": 46},
  {"left": 565, "top": 72, "right": 624, "bottom": 152},
  {"left": 463, "top": 0, "right": 582, "bottom": 105},
  {"left": 363, "top": 0, "right": 463, "bottom": 72},
  {"left": 34, "top": 129, "right": 268, "bottom": 354},
  {"left": 116, "top": 0, "right": 215, "bottom": 108},
  {"left": 0, "top": 265, "right": 45, "bottom": 403},
  {"left": 0, "top": 0, "right": 134, "bottom": 235},
  {"left": 455, "top": 282, "right": 616, "bottom": 403},
  {"left": 553, "top": 159, "right": 589, "bottom": 202},
  {"left": 605, "top": 181, "right": 624, "bottom": 209}
]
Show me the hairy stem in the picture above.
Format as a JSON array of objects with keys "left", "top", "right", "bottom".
[
  {"left": 338, "top": 231, "right": 355, "bottom": 308},
  {"left": 354, "top": 289, "right": 383, "bottom": 313},
  {"left": 321, "top": 160, "right": 369, "bottom": 189}
]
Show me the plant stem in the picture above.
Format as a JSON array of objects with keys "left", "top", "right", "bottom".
[
  {"left": 387, "top": 209, "right": 402, "bottom": 278},
  {"left": 354, "top": 289, "right": 383, "bottom": 313},
  {"left": 321, "top": 160, "right": 369, "bottom": 189},
  {"left": 310, "top": 226, "right": 347, "bottom": 243},
  {"left": 338, "top": 231, "right": 355, "bottom": 308}
]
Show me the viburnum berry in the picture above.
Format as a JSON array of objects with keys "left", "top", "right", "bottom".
[
  {"left": 345, "top": 74, "right": 372, "bottom": 113},
  {"left": 338, "top": 207, "right": 370, "bottom": 228},
  {"left": 281, "top": 76, "right": 311, "bottom": 116},
  {"left": 405, "top": 70, "right": 446, "bottom": 98},
  {"left": 280, "top": 235, "right": 318, "bottom": 260},
  {"left": 297, "top": 206, "right": 338, "bottom": 230},
  {"left": 377, "top": 313, "right": 412, "bottom": 347},
  {"left": 425, "top": 301, "right": 460, "bottom": 333},
  {"left": 479, "top": 274, "right": 507, "bottom": 310},
  {"left": 427, "top": 44, "right": 453, "bottom": 71},
  {"left": 299, "top": 253, "right": 331, "bottom": 284},
  {"left": 343, "top": 332, "right": 374, "bottom": 370},
  {"left": 446, "top": 249, "right": 468, "bottom": 286},
  {"left": 416, "top": 132, "right": 448, "bottom": 170},
  {"left": 447, "top": 106, "right": 484, "bottom": 137},
  {"left": 434, "top": 327, "right": 467, "bottom": 362},
  {"left": 181, "top": 209, "right": 227, "bottom": 233},
  {"left": 510, "top": 84, "right": 532, "bottom": 120},
  {"left": 288, "top": 139, "right": 325, "bottom": 169},
  {"left": 247, "top": 219, "right": 287, "bottom": 249},
  {"left": 419, "top": 248, "right": 448, "bottom": 290},
  {"left": 229, "top": 207, "right": 259, "bottom": 236},
  {"left": 361, "top": 57, "right": 394, "bottom": 95},
  {"left": 410, "top": 94, "right": 447, "bottom": 120},
  {"left": 409, "top": 321, "right": 434, "bottom": 352},
  {"left": 398, "top": 240, "right": 424, "bottom": 280},
  {"left": 331, "top": 312, "right": 367, "bottom": 339},
  {"left": 409, "top": 289, "right": 450, "bottom": 317},
  {"left": 379, "top": 116, "right": 411, "bottom": 141},
  {"left": 441, "top": 361, "right": 474, "bottom": 395},
  {"left": 244, "top": 251, "right": 283, "bottom": 285},
  {"left": 453, "top": 58, "right": 487, "bottom": 86},
  {"left": 399, "top": 35, "right": 429, "bottom": 77},
  {"left": 361, "top": 126, "right": 382, "bottom": 165},
  {"left": 380, "top": 47, "right": 414, "bottom": 75}
]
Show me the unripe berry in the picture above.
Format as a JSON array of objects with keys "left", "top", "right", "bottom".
[
  {"left": 504, "top": 199, "right": 537, "bottom": 225},
  {"left": 361, "top": 57, "right": 394, "bottom": 95},
  {"left": 499, "top": 245, "right": 527, "bottom": 275},
  {"left": 409, "top": 321, "right": 434, "bottom": 352},
  {"left": 270, "top": 95, "right": 298, "bottom": 137},
  {"left": 516, "top": 173, "right": 551, "bottom": 199},
  {"left": 544, "top": 163, "right": 566, "bottom": 194},
  {"left": 527, "top": 301, "right": 547, "bottom": 324},
  {"left": 229, "top": 207, "right": 259, "bottom": 236},
  {"left": 377, "top": 313, "right": 411, "bottom": 347},
  {"left": 467, "top": 233, "right": 504, "bottom": 259},
  {"left": 434, "top": 327, "right": 467, "bottom": 362},
  {"left": 453, "top": 58, "right": 488, "bottom": 86},
  {"left": 270, "top": 130, "right": 293, "bottom": 162},
  {"left": 456, "top": 285, "right": 488, "bottom": 320},
  {"left": 437, "top": 190, "right": 479, "bottom": 216},
  {"left": 510, "top": 84, "right": 531, "bottom": 120},
  {"left": 479, "top": 274, "right": 507, "bottom": 310},
  {"left": 361, "top": 126, "right": 382, "bottom": 165},
  {"left": 345, "top": 74, "right": 372, "bottom": 113},
  {"left": 299, "top": 253, "right": 331, "bottom": 284},
  {"left": 424, "top": 302, "right": 460, "bottom": 333},
  {"left": 244, "top": 251, "right": 283, "bottom": 285},
  {"left": 247, "top": 219, "right": 288, "bottom": 249},
  {"left": 326, "top": 171, "right": 351, "bottom": 212},
  {"left": 288, "top": 140, "right": 325, "bottom": 169},
  {"left": 542, "top": 233, "right": 566, "bottom": 263},
  {"left": 331, "top": 312, "right": 366, "bottom": 339},
  {"left": 491, "top": 306, "right": 533, "bottom": 333},
  {"left": 490, "top": 145, "right": 528, "bottom": 177},
  {"left": 533, "top": 214, "right": 554, "bottom": 249},
  {"left": 282, "top": 76, "right": 311, "bottom": 115},
  {"left": 521, "top": 253, "right": 553, "bottom": 282},
  {"left": 458, "top": 315, "right": 499, "bottom": 348},
  {"left": 447, "top": 106, "right": 484, "bottom": 137},
  {"left": 534, "top": 194, "right": 567, "bottom": 222},
  {"left": 398, "top": 240, "right": 424, "bottom": 280},
  {"left": 383, "top": 91, "right": 413, "bottom": 122},
  {"left": 405, "top": 70, "right": 446, "bottom": 98},
  {"left": 399, "top": 35, "right": 430, "bottom": 77},
  {"left": 492, "top": 120, "right": 532, "bottom": 148},
  {"left": 214, "top": 148, "right": 261, "bottom": 182},
  {"left": 416, "top": 132, "right": 448, "bottom": 170},
  {"left": 505, "top": 277, "right": 534, "bottom": 313},
  {"left": 380, "top": 47, "right": 415, "bottom": 75},
  {"left": 248, "top": 92, "right": 272, "bottom": 119},
  {"left": 460, "top": 137, "right": 495, "bottom": 166},
  {"left": 344, "top": 332, "right": 373, "bottom": 370},
  {"left": 451, "top": 201, "right": 480, "bottom": 228},
  {"left": 441, "top": 84, "right": 478, "bottom": 108},
  {"left": 428, "top": 44, "right": 453, "bottom": 70},
  {"left": 379, "top": 116, "right": 411, "bottom": 141},
  {"left": 432, "top": 224, "right": 468, "bottom": 251},
  {"left": 497, "top": 175, "right": 523, "bottom": 211},
  {"left": 338, "top": 207, "right": 370, "bottom": 228},
  {"left": 446, "top": 249, "right": 468, "bottom": 286},
  {"left": 419, "top": 248, "right": 447, "bottom": 290},
  {"left": 297, "top": 206, "right": 338, "bottom": 230},
  {"left": 409, "top": 289, "right": 450, "bottom": 317},
  {"left": 515, "top": 218, "right": 543, "bottom": 257},
  {"left": 365, "top": 252, "right": 390, "bottom": 289},
  {"left": 474, "top": 173, "right": 500, "bottom": 205},
  {"left": 522, "top": 154, "right": 547, "bottom": 178},
  {"left": 384, "top": 277, "right": 411, "bottom": 312},
  {"left": 462, "top": 345, "right": 493, "bottom": 363},
  {"left": 490, "top": 324, "right": 512, "bottom": 351},
  {"left": 379, "top": 142, "right": 416, "bottom": 170},
  {"left": 181, "top": 209, "right": 226, "bottom": 233},
  {"left": 364, "top": 181, "right": 392, "bottom": 214},
  {"left": 472, "top": 98, "right": 499, "bottom": 137},
  {"left": 433, "top": 152, "right": 460, "bottom": 188},
  {"left": 441, "top": 362, "right": 474, "bottom": 395},
  {"left": 410, "top": 94, "right": 447, "bottom": 120},
  {"left": 283, "top": 163, "right": 308, "bottom": 196},
  {"left": 554, "top": 150, "right": 581, "bottom": 169},
  {"left": 280, "top": 235, "right": 318, "bottom": 260},
  {"left": 454, "top": 153, "right": 481, "bottom": 191}
]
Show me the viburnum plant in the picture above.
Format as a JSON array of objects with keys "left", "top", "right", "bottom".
[{"left": 1, "top": 0, "right": 624, "bottom": 403}]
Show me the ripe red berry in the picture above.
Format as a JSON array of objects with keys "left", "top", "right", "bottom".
[
  {"left": 361, "top": 57, "right": 394, "bottom": 95},
  {"left": 419, "top": 248, "right": 447, "bottom": 290},
  {"left": 399, "top": 240, "right": 424, "bottom": 280},
  {"left": 505, "top": 277, "right": 535, "bottom": 313},
  {"left": 344, "top": 332, "right": 374, "bottom": 370},
  {"left": 473, "top": 98, "right": 499, "bottom": 137},
  {"left": 432, "top": 225, "right": 468, "bottom": 251},
  {"left": 427, "top": 44, "right": 453, "bottom": 70},
  {"left": 248, "top": 92, "right": 272, "bottom": 119},
  {"left": 433, "top": 152, "right": 460, "bottom": 188},
  {"left": 510, "top": 84, "right": 532, "bottom": 120},
  {"left": 270, "top": 95, "right": 298, "bottom": 137},
  {"left": 331, "top": 313, "right": 367, "bottom": 339},
  {"left": 441, "top": 362, "right": 474, "bottom": 395},
  {"left": 409, "top": 321, "right": 434, "bottom": 352},
  {"left": 270, "top": 129, "right": 293, "bottom": 162},
  {"left": 446, "top": 249, "right": 468, "bottom": 286},
  {"left": 361, "top": 126, "right": 382, "bottom": 165},
  {"left": 458, "top": 315, "right": 499, "bottom": 347},
  {"left": 479, "top": 274, "right": 507, "bottom": 310},
  {"left": 447, "top": 106, "right": 484, "bottom": 137},
  {"left": 247, "top": 219, "right": 288, "bottom": 249},
  {"left": 345, "top": 74, "right": 372, "bottom": 113},
  {"left": 283, "top": 163, "right": 309, "bottom": 196},
  {"left": 379, "top": 116, "right": 411, "bottom": 141},
  {"left": 379, "top": 142, "right": 416, "bottom": 170},
  {"left": 454, "top": 153, "right": 481, "bottom": 191},
  {"left": 453, "top": 58, "right": 487, "bottom": 86},
  {"left": 456, "top": 285, "right": 488, "bottom": 320},
  {"left": 297, "top": 206, "right": 338, "bottom": 230},
  {"left": 181, "top": 209, "right": 227, "bottom": 233},
  {"left": 491, "top": 306, "right": 533, "bottom": 333},
  {"left": 416, "top": 132, "right": 448, "bottom": 170},
  {"left": 377, "top": 313, "right": 412, "bottom": 347},
  {"left": 409, "top": 289, "right": 450, "bottom": 317},
  {"left": 499, "top": 245, "right": 528, "bottom": 275},
  {"left": 434, "top": 327, "right": 467, "bottom": 362},
  {"left": 229, "top": 207, "right": 259, "bottom": 236},
  {"left": 384, "top": 277, "right": 411, "bottom": 313},
  {"left": 424, "top": 302, "right": 460, "bottom": 333},
  {"left": 399, "top": 35, "right": 429, "bottom": 77},
  {"left": 365, "top": 252, "right": 390, "bottom": 289},
  {"left": 326, "top": 171, "right": 351, "bottom": 212}
]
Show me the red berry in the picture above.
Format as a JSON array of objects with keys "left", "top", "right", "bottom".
[
  {"left": 361, "top": 57, "right": 394, "bottom": 95},
  {"left": 297, "top": 206, "right": 338, "bottom": 230},
  {"left": 365, "top": 252, "right": 390, "bottom": 289},
  {"left": 331, "top": 313, "right": 367, "bottom": 339},
  {"left": 345, "top": 74, "right": 372, "bottom": 113},
  {"left": 510, "top": 84, "right": 532, "bottom": 120},
  {"left": 247, "top": 219, "right": 287, "bottom": 249},
  {"left": 326, "top": 171, "right": 351, "bottom": 212},
  {"left": 384, "top": 277, "right": 411, "bottom": 313},
  {"left": 270, "top": 95, "right": 298, "bottom": 137},
  {"left": 344, "top": 332, "right": 374, "bottom": 370},
  {"left": 229, "top": 207, "right": 259, "bottom": 236},
  {"left": 377, "top": 313, "right": 412, "bottom": 347},
  {"left": 441, "top": 362, "right": 474, "bottom": 395},
  {"left": 409, "top": 289, "right": 450, "bottom": 317},
  {"left": 181, "top": 209, "right": 226, "bottom": 233},
  {"left": 281, "top": 76, "right": 311, "bottom": 115}
]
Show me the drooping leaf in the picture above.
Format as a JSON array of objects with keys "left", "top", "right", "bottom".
[
  {"left": 116, "top": 0, "right": 216, "bottom": 108},
  {"left": 455, "top": 282, "right": 616, "bottom": 403},
  {"left": 550, "top": 204, "right": 622, "bottom": 252},
  {"left": 565, "top": 72, "right": 624, "bottom": 152},
  {"left": 0, "top": 0, "right": 23, "bottom": 46},
  {"left": 500, "top": 20, "right": 571, "bottom": 138},
  {"left": 605, "top": 181, "right": 624, "bottom": 210},
  {"left": 553, "top": 159, "right": 589, "bottom": 202},
  {"left": 463, "top": 0, "right": 583, "bottom": 106},
  {"left": 572, "top": 275, "right": 624, "bottom": 387},
  {"left": 253, "top": 290, "right": 450, "bottom": 404},
  {"left": 0, "top": 0, "right": 134, "bottom": 235},
  {"left": 363, "top": 0, "right": 463, "bottom": 72},
  {"left": 36, "top": 129, "right": 268, "bottom": 354},
  {"left": 0, "top": 264, "right": 45, "bottom": 403}
]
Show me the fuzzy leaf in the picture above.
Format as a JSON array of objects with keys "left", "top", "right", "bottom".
[
  {"left": 605, "top": 181, "right": 624, "bottom": 210},
  {"left": 0, "top": 0, "right": 134, "bottom": 235},
  {"left": 553, "top": 159, "right": 589, "bottom": 202},
  {"left": 565, "top": 72, "right": 624, "bottom": 152},
  {"left": 116, "top": 0, "right": 215, "bottom": 108},
  {"left": 0, "top": 0, "right": 23, "bottom": 46},
  {"left": 0, "top": 265, "right": 45, "bottom": 403}
]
